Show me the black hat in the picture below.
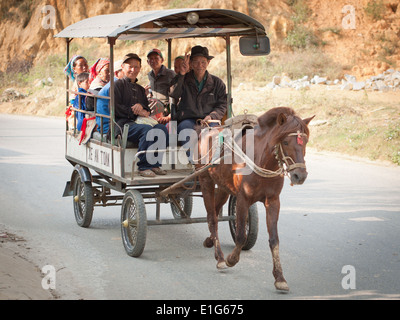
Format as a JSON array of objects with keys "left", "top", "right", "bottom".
[
  {"left": 190, "top": 45, "right": 214, "bottom": 60},
  {"left": 122, "top": 53, "right": 142, "bottom": 64}
]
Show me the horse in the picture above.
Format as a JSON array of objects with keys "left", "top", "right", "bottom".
[{"left": 195, "top": 107, "right": 314, "bottom": 291}]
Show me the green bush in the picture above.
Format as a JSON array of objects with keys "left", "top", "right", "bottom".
[
  {"left": 365, "top": 0, "right": 385, "bottom": 20},
  {"left": 290, "top": 0, "right": 312, "bottom": 24},
  {"left": 285, "top": 0, "right": 319, "bottom": 49},
  {"left": 286, "top": 25, "right": 319, "bottom": 49}
]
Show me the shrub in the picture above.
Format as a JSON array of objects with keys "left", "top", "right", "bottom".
[
  {"left": 285, "top": 0, "right": 319, "bottom": 49},
  {"left": 365, "top": 0, "right": 385, "bottom": 20},
  {"left": 286, "top": 25, "right": 319, "bottom": 49}
]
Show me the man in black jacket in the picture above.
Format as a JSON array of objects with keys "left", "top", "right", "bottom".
[
  {"left": 114, "top": 53, "right": 169, "bottom": 177},
  {"left": 169, "top": 46, "right": 227, "bottom": 160},
  {"left": 170, "top": 46, "right": 227, "bottom": 125}
]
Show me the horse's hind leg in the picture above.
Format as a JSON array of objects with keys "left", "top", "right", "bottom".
[
  {"left": 226, "top": 196, "right": 249, "bottom": 267},
  {"left": 200, "top": 177, "right": 227, "bottom": 269}
]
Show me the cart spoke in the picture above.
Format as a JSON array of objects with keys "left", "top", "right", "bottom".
[
  {"left": 122, "top": 219, "right": 138, "bottom": 228},
  {"left": 120, "top": 190, "right": 147, "bottom": 257},
  {"left": 72, "top": 174, "right": 94, "bottom": 228}
]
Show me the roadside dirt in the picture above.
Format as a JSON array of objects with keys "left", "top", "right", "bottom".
[{"left": 0, "top": 225, "right": 56, "bottom": 300}]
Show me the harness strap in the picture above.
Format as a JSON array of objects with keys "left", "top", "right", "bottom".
[
  {"left": 226, "top": 130, "right": 308, "bottom": 178},
  {"left": 194, "top": 129, "right": 307, "bottom": 179}
]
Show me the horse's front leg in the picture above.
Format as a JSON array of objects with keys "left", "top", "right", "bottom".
[
  {"left": 226, "top": 196, "right": 249, "bottom": 267},
  {"left": 200, "top": 177, "right": 227, "bottom": 269},
  {"left": 265, "top": 197, "right": 289, "bottom": 291}
]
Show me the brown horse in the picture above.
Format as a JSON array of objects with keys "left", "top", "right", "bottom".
[{"left": 196, "top": 107, "right": 314, "bottom": 291}]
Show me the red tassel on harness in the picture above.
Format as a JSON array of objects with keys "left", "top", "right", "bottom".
[{"left": 297, "top": 132, "right": 304, "bottom": 145}]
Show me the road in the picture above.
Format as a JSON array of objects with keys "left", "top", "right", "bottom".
[{"left": 0, "top": 113, "right": 399, "bottom": 300}]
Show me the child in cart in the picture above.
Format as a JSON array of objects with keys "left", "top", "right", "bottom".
[{"left": 73, "top": 72, "right": 91, "bottom": 131}]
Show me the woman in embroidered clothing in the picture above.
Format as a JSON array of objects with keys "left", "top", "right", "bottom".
[
  {"left": 86, "top": 58, "right": 110, "bottom": 111},
  {"left": 64, "top": 55, "right": 89, "bottom": 104}
]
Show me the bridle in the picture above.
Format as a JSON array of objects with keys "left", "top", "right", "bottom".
[{"left": 274, "top": 131, "right": 308, "bottom": 175}]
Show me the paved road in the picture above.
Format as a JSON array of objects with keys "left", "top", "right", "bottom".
[{"left": 0, "top": 113, "right": 399, "bottom": 300}]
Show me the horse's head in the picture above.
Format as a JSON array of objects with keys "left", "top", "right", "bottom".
[
  {"left": 259, "top": 107, "right": 314, "bottom": 185},
  {"left": 275, "top": 112, "right": 314, "bottom": 185}
]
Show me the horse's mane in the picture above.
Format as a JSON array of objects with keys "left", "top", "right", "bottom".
[{"left": 257, "top": 107, "right": 310, "bottom": 144}]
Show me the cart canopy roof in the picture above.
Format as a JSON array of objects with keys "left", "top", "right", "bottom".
[{"left": 55, "top": 8, "right": 266, "bottom": 40}]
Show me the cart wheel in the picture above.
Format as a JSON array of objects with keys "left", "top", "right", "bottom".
[
  {"left": 121, "top": 190, "right": 147, "bottom": 257},
  {"left": 170, "top": 194, "right": 193, "bottom": 219},
  {"left": 228, "top": 195, "right": 258, "bottom": 250},
  {"left": 72, "top": 175, "right": 94, "bottom": 228}
]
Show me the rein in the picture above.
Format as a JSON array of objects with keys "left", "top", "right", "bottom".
[{"left": 219, "top": 130, "right": 308, "bottom": 178}]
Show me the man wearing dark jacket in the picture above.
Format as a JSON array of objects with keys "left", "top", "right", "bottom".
[
  {"left": 114, "top": 53, "right": 169, "bottom": 177},
  {"left": 169, "top": 45, "right": 227, "bottom": 159},
  {"left": 170, "top": 46, "right": 227, "bottom": 125}
]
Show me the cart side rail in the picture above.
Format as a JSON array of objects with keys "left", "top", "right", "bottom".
[{"left": 67, "top": 89, "right": 112, "bottom": 141}]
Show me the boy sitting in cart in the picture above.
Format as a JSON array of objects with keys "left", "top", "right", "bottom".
[
  {"left": 73, "top": 72, "right": 91, "bottom": 131},
  {"left": 114, "top": 53, "right": 169, "bottom": 178}
]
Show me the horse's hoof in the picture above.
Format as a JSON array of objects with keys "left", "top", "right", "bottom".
[
  {"left": 203, "top": 237, "right": 213, "bottom": 248},
  {"left": 217, "top": 261, "right": 228, "bottom": 270},
  {"left": 225, "top": 255, "right": 237, "bottom": 268},
  {"left": 274, "top": 281, "right": 290, "bottom": 292}
]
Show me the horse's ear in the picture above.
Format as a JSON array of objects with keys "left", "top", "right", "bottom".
[
  {"left": 303, "top": 115, "right": 315, "bottom": 126},
  {"left": 277, "top": 113, "right": 287, "bottom": 126}
]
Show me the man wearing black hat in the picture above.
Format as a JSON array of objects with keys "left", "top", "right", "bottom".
[
  {"left": 170, "top": 45, "right": 227, "bottom": 151},
  {"left": 114, "top": 53, "right": 169, "bottom": 178}
]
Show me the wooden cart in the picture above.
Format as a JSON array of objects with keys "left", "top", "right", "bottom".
[{"left": 58, "top": 8, "right": 270, "bottom": 257}]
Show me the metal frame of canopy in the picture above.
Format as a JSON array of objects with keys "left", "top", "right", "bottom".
[{"left": 55, "top": 8, "right": 268, "bottom": 145}]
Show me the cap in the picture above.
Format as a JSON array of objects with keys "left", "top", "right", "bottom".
[
  {"left": 147, "top": 48, "right": 163, "bottom": 59},
  {"left": 122, "top": 53, "right": 142, "bottom": 64},
  {"left": 190, "top": 45, "right": 214, "bottom": 60}
]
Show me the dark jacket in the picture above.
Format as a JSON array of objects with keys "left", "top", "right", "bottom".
[
  {"left": 169, "top": 70, "right": 227, "bottom": 122},
  {"left": 85, "top": 88, "right": 100, "bottom": 112},
  {"left": 147, "top": 65, "right": 176, "bottom": 106},
  {"left": 114, "top": 77, "right": 150, "bottom": 136}
]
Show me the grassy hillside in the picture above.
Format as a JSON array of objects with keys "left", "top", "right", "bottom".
[{"left": 0, "top": 0, "right": 399, "bottom": 165}]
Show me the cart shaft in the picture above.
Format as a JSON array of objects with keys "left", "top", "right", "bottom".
[{"left": 147, "top": 215, "right": 234, "bottom": 226}]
